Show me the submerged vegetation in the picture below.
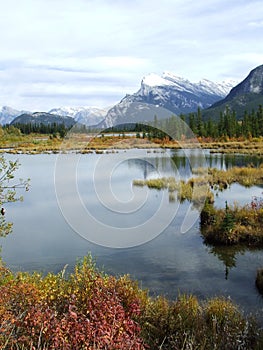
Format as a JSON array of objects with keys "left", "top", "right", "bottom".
[{"left": 0, "top": 255, "right": 262, "bottom": 350}]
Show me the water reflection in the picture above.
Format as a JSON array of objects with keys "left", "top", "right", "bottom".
[
  {"left": 207, "top": 152, "right": 263, "bottom": 169},
  {"left": 1, "top": 149, "right": 263, "bottom": 323},
  {"left": 127, "top": 158, "right": 157, "bottom": 179},
  {"left": 206, "top": 244, "right": 246, "bottom": 280}
]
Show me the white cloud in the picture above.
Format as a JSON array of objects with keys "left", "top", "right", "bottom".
[
  {"left": 0, "top": 0, "right": 263, "bottom": 110},
  {"left": 248, "top": 20, "right": 263, "bottom": 28}
]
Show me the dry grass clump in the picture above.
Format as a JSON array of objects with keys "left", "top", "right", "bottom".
[
  {"left": 140, "top": 294, "right": 261, "bottom": 350},
  {"left": 133, "top": 177, "right": 179, "bottom": 191},
  {"left": 193, "top": 166, "right": 263, "bottom": 190},
  {"left": 133, "top": 176, "right": 213, "bottom": 205},
  {"left": 208, "top": 166, "right": 263, "bottom": 188}
]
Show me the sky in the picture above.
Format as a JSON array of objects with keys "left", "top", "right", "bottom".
[{"left": 0, "top": 0, "right": 263, "bottom": 111}]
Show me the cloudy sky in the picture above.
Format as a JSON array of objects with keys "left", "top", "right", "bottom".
[{"left": 0, "top": 0, "right": 263, "bottom": 111}]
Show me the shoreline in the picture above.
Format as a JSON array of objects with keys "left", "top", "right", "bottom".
[{"left": 1, "top": 138, "right": 263, "bottom": 155}]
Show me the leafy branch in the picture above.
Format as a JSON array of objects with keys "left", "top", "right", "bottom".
[{"left": 0, "top": 155, "right": 30, "bottom": 237}]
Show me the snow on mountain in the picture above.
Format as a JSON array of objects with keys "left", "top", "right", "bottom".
[
  {"left": 49, "top": 107, "right": 85, "bottom": 118},
  {"left": 49, "top": 106, "right": 108, "bottom": 126},
  {"left": 99, "top": 72, "right": 237, "bottom": 128},
  {"left": 142, "top": 73, "right": 172, "bottom": 87},
  {"left": 198, "top": 79, "right": 237, "bottom": 97},
  {"left": 0, "top": 106, "right": 26, "bottom": 125},
  {"left": 142, "top": 72, "right": 237, "bottom": 97}
]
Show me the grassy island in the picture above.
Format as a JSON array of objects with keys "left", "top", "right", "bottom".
[
  {"left": 133, "top": 176, "right": 214, "bottom": 206},
  {"left": 200, "top": 198, "right": 263, "bottom": 246}
]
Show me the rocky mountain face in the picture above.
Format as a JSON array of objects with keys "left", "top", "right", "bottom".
[
  {"left": 99, "top": 72, "right": 236, "bottom": 128},
  {"left": 11, "top": 112, "right": 76, "bottom": 127},
  {"left": 204, "top": 64, "right": 263, "bottom": 120}
]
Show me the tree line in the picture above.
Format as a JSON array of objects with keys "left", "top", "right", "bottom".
[
  {"left": 187, "top": 105, "right": 263, "bottom": 139},
  {"left": 142, "top": 104, "right": 263, "bottom": 140},
  {"left": 7, "top": 122, "right": 69, "bottom": 138},
  {"left": 104, "top": 105, "right": 263, "bottom": 140}
]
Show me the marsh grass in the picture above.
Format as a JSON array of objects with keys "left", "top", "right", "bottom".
[
  {"left": 133, "top": 176, "right": 214, "bottom": 206},
  {"left": 208, "top": 165, "right": 263, "bottom": 188},
  {"left": 202, "top": 138, "right": 263, "bottom": 156},
  {"left": 133, "top": 165, "right": 263, "bottom": 209}
]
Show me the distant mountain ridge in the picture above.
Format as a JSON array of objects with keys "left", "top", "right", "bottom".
[
  {"left": 11, "top": 112, "right": 76, "bottom": 127},
  {"left": 99, "top": 72, "right": 236, "bottom": 128},
  {"left": 49, "top": 106, "right": 108, "bottom": 126},
  {"left": 0, "top": 106, "right": 108, "bottom": 126}
]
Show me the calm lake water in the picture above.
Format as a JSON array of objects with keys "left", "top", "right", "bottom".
[{"left": 1, "top": 149, "right": 263, "bottom": 322}]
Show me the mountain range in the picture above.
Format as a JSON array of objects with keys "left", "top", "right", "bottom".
[
  {"left": 99, "top": 73, "right": 236, "bottom": 128},
  {"left": 2, "top": 64, "right": 263, "bottom": 128},
  {"left": 7, "top": 106, "right": 108, "bottom": 127}
]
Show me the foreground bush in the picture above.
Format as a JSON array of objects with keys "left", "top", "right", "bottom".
[
  {"left": 0, "top": 256, "right": 262, "bottom": 349},
  {"left": 0, "top": 257, "right": 146, "bottom": 350}
]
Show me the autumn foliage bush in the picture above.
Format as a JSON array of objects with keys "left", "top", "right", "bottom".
[
  {"left": 0, "top": 256, "right": 147, "bottom": 349},
  {"left": 0, "top": 256, "right": 262, "bottom": 350}
]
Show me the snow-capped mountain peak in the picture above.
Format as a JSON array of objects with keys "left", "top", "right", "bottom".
[
  {"left": 49, "top": 106, "right": 88, "bottom": 118},
  {"left": 142, "top": 73, "right": 172, "bottom": 87},
  {"left": 141, "top": 72, "right": 237, "bottom": 97},
  {"left": 100, "top": 72, "right": 238, "bottom": 128},
  {"left": 49, "top": 106, "right": 109, "bottom": 126}
]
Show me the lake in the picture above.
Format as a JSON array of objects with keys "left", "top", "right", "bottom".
[{"left": 1, "top": 148, "right": 263, "bottom": 323}]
